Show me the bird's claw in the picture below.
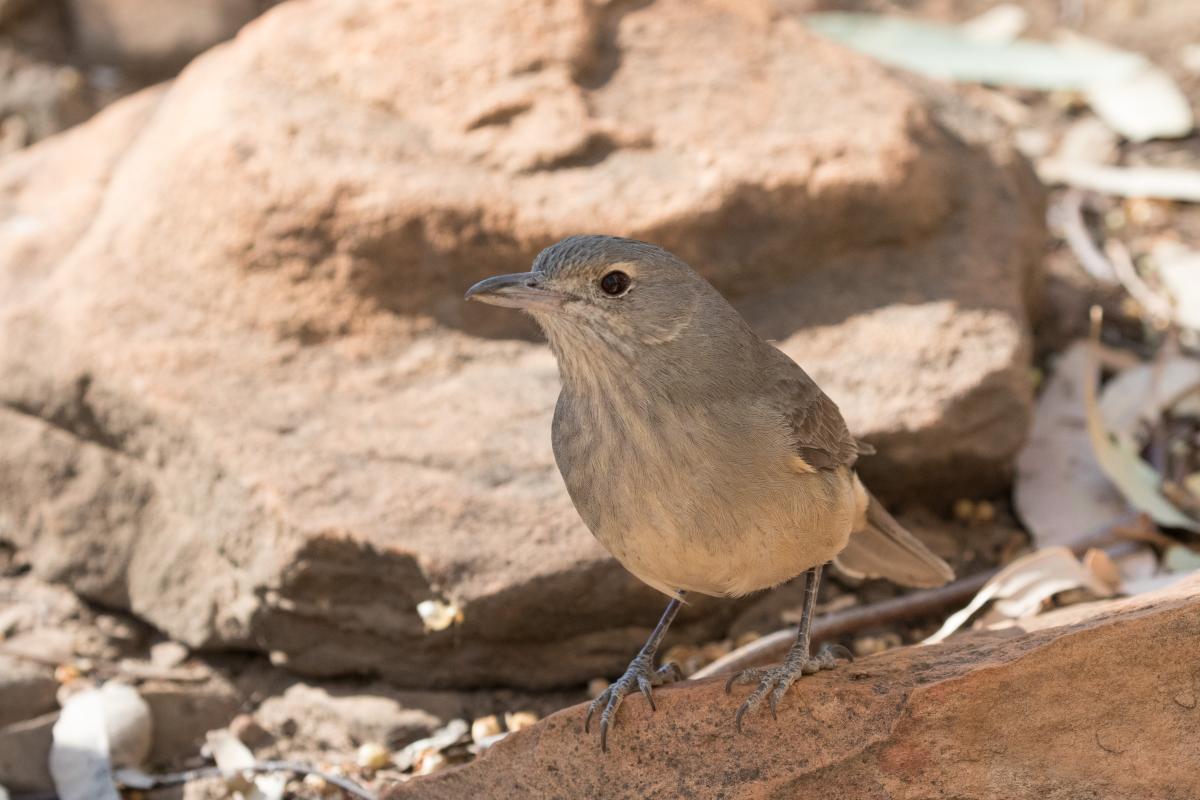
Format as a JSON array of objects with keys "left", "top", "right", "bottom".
[
  {"left": 584, "top": 656, "right": 681, "bottom": 752},
  {"left": 725, "top": 643, "right": 852, "bottom": 732}
]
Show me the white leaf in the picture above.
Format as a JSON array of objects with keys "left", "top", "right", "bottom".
[
  {"left": 205, "top": 728, "right": 285, "bottom": 800},
  {"left": 1154, "top": 244, "right": 1200, "bottom": 332},
  {"left": 805, "top": 14, "right": 1193, "bottom": 142},
  {"left": 206, "top": 728, "right": 255, "bottom": 771},
  {"left": 1097, "top": 355, "right": 1200, "bottom": 437},
  {"left": 924, "top": 547, "right": 1115, "bottom": 644},
  {"left": 1085, "top": 65, "right": 1194, "bottom": 142},
  {"left": 50, "top": 684, "right": 151, "bottom": 800},
  {"left": 961, "top": 4, "right": 1028, "bottom": 43},
  {"left": 1084, "top": 330, "right": 1200, "bottom": 530},
  {"left": 1037, "top": 161, "right": 1200, "bottom": 203},
  {"left": 1015, "top": 343, "right": 1128, "bottom": 547},
  {"left": 805, "top": 13, "right": 1139, "bottom": 89}
]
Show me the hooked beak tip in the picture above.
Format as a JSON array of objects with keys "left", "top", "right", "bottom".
[{"left": 464, "top": 272, "right": 568, "bottom": 312}]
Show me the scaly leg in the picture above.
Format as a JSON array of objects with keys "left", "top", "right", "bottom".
[
  {"left": 725, "top": 564, "right": 853, "bottom": 732},
  {"left": 585, "top": 593, "right": 685, "bottom": 752}
]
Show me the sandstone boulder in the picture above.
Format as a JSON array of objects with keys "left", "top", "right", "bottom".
[
  {"left": 0, "top": 0, "right": 1042, "bottom": 688},
  {"left": 390, "top": 576, "right": 1200, "bottom": 799}
]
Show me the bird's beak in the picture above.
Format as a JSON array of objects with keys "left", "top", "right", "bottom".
[{"left": 464, "top": 272, "right": 569, "bottom": 312}]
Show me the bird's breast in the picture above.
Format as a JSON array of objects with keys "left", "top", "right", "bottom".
[{"left": 551, "top": 389, "right": 856, "bottom": 597}]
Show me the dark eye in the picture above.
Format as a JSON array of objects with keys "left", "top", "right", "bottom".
[{"left": 599, "top": 270, "right": 631, "bottom": 296}]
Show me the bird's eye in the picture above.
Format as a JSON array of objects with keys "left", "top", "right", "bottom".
[{"left": 599, "top": 270, "right": 631, "bottom": 296}]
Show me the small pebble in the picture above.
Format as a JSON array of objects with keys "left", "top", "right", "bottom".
[
  {"left": 504, "top": 710, "right": 538, "bottom": 732},
  {"left": 953, "top": 498, "right": 976, "bottom": 524},
  {"left": 356, "top": 742, "right": 391, "bottom": 770},
  {"left": 471, "top": 714, "right": 502, "bottom": 744},
  {"left": 230, "top": 713, "right": 274, "bottom": 749},
  {"left": 303, "top": 774, "right": 333, "bottom": 795},
  {"left": 54, "top": 663, "right": 81, "bottom": 684},
  {"left": 149, "top": 640, "right": 189, "bottom": 668},
  {"left": 587, "top": 677, "right": 609, "bottom": 698}
]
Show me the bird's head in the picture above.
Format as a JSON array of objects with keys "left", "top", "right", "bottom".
[{"left": 465, "top": 235, "right": 715, "bottom": 367}]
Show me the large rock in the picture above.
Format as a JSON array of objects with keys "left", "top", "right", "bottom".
[
  {"left": 0, "top": 0, "right": 1042, "bottom": 688},
  {"left": 390, "top": 576, "right": 1200, "bottom": 799},
  {"left": 0, "top": 656, "right": 57, "bottom": 729}
]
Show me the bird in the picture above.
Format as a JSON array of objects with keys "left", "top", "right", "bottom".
[{"left": 465, "top": 234, "right": 953, "bottom": 751}]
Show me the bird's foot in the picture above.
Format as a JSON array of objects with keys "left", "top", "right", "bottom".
[
  {"left": 584, "top": 654, "right": 682, "bottom": 752},
  {"left": 724, "top": 643, "right": 853, "bottom": 732}
]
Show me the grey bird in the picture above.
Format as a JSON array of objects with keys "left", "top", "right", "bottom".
[{"left": 465, "top": 235, "right": 953, "bottom": 750}]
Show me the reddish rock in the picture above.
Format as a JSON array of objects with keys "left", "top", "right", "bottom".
[
  {"left": 389, "top": 577, "right": 1200, "bottom": 799},
  {"left": 0, "top": 0, "right": 1042, "bottom": 687}
]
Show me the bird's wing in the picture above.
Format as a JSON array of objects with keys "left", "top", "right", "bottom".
[{"left": 775, "top": 373, "right": 864, "bottom": 470}]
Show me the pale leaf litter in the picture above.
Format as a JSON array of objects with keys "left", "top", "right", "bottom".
[
  {"left": 805, "top": 12, "right": 1194, "bottom": 142},
  {"left": 805, "top": 12, "right": 1200, "bottom": 207},
  {"left": 663, "top": 8, "right": 1200, "bottom": 679}
]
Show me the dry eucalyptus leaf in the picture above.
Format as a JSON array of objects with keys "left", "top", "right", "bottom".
[
  {"left": 1083, "top": 548, "right": 1122, "bottom": 593},
  {"left": 1164, "top": 545, "right": 1200, "bottom": 573},
  {"left": 924, "top": 547, "right": 1115, "bottom": 644},
  {"left": 1038, "top": 160, "right": 1200, "bottom": 202},
  {"left": 1015, "top": 342, "right": 1129, "bottom": 547},
  {"left": 1085, "top": 323, "right": 1200, "bottom": 531},
  {"left": 1096, "top": 357, "right": 1200, "bottom": 437}
]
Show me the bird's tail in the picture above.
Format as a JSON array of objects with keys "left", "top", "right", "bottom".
[{"left": 835, "top": 485, "right": 954, "bottom": 589}]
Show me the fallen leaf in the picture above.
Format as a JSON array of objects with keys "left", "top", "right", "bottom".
[
  {"left": 1014, "top": 342, "right": 1129, "bottom": 547},
  {"left": 1038, "top": 160, "right": 1200, "bottom": 203},
  {"left": 1085, "top": 311, "right": 1200, "bottom": 531},
  {"left": 806, "top": 13, "right": 1135, "bottom": 89},
  {"left": 1164, "top": 545, "right": 1200, "bottom": 573},
  {"left": 805, "top": 13, "right": 1192, "bottom": 140},
  {"left": 206, "top": 728, "right": 284, "bottom": 800},
  {"left": 961, "top": 4, "right": 1028, "bottom": 43},
  {"left": 50, "top": 683, "right": 152, "bottom": 800},
  {"left": 1153, "top": 243, "right": 1200, "bottom": 332},
  {"left": 1072, "top": 36, "right": 1194, "bottom": 141},
  {"left": 1096, "top": 355, "right": 1200, "bottom": 436},
  {"left": 924, "top": 547, "right": 1115, "bottom": 643}
]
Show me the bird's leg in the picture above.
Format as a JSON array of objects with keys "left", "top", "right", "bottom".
[
  {"left": 584, "top": 592, "right": 685, "bottom": 752},
  {"left": 725, "top": 564, "right": 853, "bottom": 732}
]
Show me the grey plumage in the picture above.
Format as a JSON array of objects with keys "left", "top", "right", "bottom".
[{"left": 465, "top": 234, "right": 952, "bottom": 747}]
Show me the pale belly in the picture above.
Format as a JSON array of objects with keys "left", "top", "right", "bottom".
[
  {"left": 602, "top": 467, "right": 859, "bottom": 598},
  {"left": 553, "top": 391, "right": 861, "bottom": 598}
]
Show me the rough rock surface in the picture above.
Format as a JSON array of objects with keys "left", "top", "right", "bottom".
[
  {"left": 253, "top": 682, "right": 440, "bottom": 751},
  {"left": 0, "top": 0, "right": 1043, "bottom": 687},
  {"left": 0, "top": 711, "right": 55, "bottom": 792},
  {"left": 391, "top": 576, "right": 1200, "bottom": 799},
  {"left": 0, "top": 655, "right": 57, "bottom": 728}
]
